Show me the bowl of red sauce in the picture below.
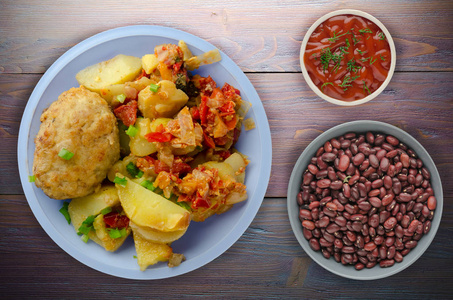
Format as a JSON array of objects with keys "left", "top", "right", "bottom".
[{"left": 300, "top": 10, "right": 396, "bottom": 106}]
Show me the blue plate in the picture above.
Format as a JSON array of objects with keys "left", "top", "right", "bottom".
[{"left": 17, "top": 25, "right": 272, "bottom": 279}]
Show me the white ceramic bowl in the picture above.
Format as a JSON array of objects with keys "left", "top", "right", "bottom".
[
  {"left": 300, "top": 9, "right": 396, "bottom": 106},
  {"left": 287, "top": 120, "right": 443, "bottom": 280}
]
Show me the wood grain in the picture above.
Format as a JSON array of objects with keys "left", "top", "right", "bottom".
[
  {"left": 1, "top": 0, "right": 452, "bottom": 298},
  {"left": 1, "top": 0, "right": 452, "bottom": 73},
  {"left": 2, "top": 72, "right": 452, "bottom": 197},
  {"left": 1, "top": 195, "right": 452, "bottom": 299}
]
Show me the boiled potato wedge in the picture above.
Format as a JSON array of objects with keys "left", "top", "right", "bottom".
[
  {"left": 224, "top": 152, "right": 248, "bottom": 183},
  {"left": 130, "top": 221, "right": 187, "bottom": 244},
  {"left": 68, "top": 185, "right": 120, "bottom": 230},
  {"left": 133, "top": 231, "right": 173, "bottom": 271},
  {"left": 129, "top": 117, "right": 157, "bottom": 156},
  {"left": 115, "top": 175, "right": 191, "bottom": 232},
  {"left": 138, "top": 80, "right": 189, "bottom": 119},
  {"left": 76, "top": 54, "right": 142, "bottom": 93},
  {"left": 99, "top": 83, "right": 125, "bottom": 104}
]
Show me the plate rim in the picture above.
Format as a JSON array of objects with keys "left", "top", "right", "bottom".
[{"left": 17, "top": 25, "right": 272, "bottom": 280}]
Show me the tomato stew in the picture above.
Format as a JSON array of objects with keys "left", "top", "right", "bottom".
[{"left": 304, "top": 15, "right": 392, "bottom": 102}]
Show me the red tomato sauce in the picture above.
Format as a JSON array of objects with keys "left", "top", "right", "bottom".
[{"left": 304, "top": 15, "right": 392, "bottom": 101}]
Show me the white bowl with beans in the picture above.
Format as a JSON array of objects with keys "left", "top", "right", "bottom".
[{"left": 287, "top": 120, "right": 443, "bottom": 280}]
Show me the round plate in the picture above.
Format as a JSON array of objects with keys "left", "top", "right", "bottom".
[
  {"left": 17, "top": 25, "right": 272, "bottom": 280},
  {"left": 287, "top": 120, "right": 442, "bottom": 280}
]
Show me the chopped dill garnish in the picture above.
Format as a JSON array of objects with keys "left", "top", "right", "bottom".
[
  {"left": 351, "top": 33, "right": 360, "bottom": 45},
  {"left": 359, "top": 28, "right": 373, "bottom": 34},
  {"left": 357, "top": 49, "right": 366, "bottom": 56},
  {"left": 320, "top": 47, "right": 343, "bottom": 73},
  {"left": 347, "top": 59, "right": 360, "bottom": 73},
  {"left": 339, "top": 75, "right": 360, "bottom": 91},
  {"left": 328, "top": 30, "right": 350, "bottom": 43},
  {"left": 380, "top": 55, "right": 386, "bottom": 61},
  {"left": 361, "top": 57, "right": 370, "bottom": 62},
  {"left": 369, "top": 57, "right": 377, "bottom": 65},
  {"left": 363, "top": 80, "right": 371, "bottom": 95},
  {"left": 379, "top": 32, "right": 386, "bottom": 41},
  {"left": 321, "top": 82, "right": 334, "bottom": 92},
  {"left": 345, "top": 38, "right": 350, "bottom": 48}
]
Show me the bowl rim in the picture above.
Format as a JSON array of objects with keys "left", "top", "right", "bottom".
[
  {"left": 287, "top": 120, "right": 443, "bottom": 280},
  {"left": 299, "top": 9, "right": 397, "bottom": 106}
]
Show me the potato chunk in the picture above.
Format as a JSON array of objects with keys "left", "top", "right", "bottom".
[
  {"left": 133, "top": 231, "right": 173, "bottom": 271},
  {"left": 115, "top": 175, "right": 191, "bottom": 232},
  {"left": 129, "top": 117, "right": 157, "bottom": 156},
  {"left": 141, "top": 54, "right": 159, "bottom": 74},
  {"left": 76, "top": 54, "right": 142, "bottom": 93},
  {"left": 130, "top": 221, "right": 187, "bottom": 244},
  {"left": 138, "top": 80, "right": 189, "bottom": 119}
]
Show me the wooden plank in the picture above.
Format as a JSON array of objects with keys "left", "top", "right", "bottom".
[
  {"left": 3, "top": 72, "right": 453, "bottom": 197},
  {"left": 1, "top": 195, "right": 452, "bottom": 298},
  {"left": 0, "top": 0, "right": 452, "bottom": 73}
]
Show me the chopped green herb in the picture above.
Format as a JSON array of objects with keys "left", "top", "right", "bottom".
[
  {"left": 126, "top": 162, "right": 142, "bottom": 178},
  {"left": 361, "top": 57, "right": 370, "bottom": 63},
  {"left": 359, "top": 28, "right": 373, "bottom": 34},
  {"left": 339, "top": 75, "right": 360, "bottom": 91},
  {"left": 140, "top": 179, "right": 156, "bottom": 191},
  {"left": 328, "top": 30, "right": 350, "bottom": 43},
  {"left": 133, "top": 255, "right": 137, "bottom": 259},
  {"left": 114, "top": 176, "right": 127, "bottom": 187},
  {"left": 149, "top": 83, "right": 160, "bottom": 93},
  {"left": 347, "top": 59, "right": 360, "bottom": 73},
  {"left": 345, "top": 38, "right": 350, "bottom": 48},
  {"left": 343, "top": 175, "right": 352, "bottom": 183},
  {"left": 107, "top": 228, "right": 122, "bottom": 239},
  {"left": 59, "top": 202, "right": 71, "bottom": 224},
  {"left": 126, "top": 125, "right": 138, "bottom": 137},
  {"left": 28, "top": 175, "right": 36, "bottom": 182},
  {"left": 363, "top": 81, "right": 371, "bottom": 95},
  {"left": 78, "top": 215, "right": 96, "bottom": 235},
  {"left": 81, "top": 234, "right": 89, "bottom": 243},
  {"left": 58, "top": 148, "right": 74, "bottom": 160},
  {"left": 369, "top": 57, "right": 377, "bottom": 65},
  {"left": 321, "top": 82, "right": 334, "bottom": 92},
  {"left": 356, "top": 49, "right": 366, "bottom": 56},
  {"left": 379, "top": 32, "right": 386, "bottom": 41},
  {"left": 100, "top": 207, "right": 113, "bottom": 215},
  {"left": 380, "top": 55, "right": 386, "bottom": 61},
  {"left": 351, "top": 33, "right": 360, "bottom": 46},
  {"left": 116, "top": 94, "right": 126, "bottom": 103}
]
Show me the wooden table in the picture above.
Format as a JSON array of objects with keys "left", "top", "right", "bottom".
[{"left": 1, "top": 0, "right": 452, "bottom": 298}]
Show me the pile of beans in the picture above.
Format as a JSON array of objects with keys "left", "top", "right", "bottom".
[{"left": 297, "top": 132, "right": 437, "bottom": 270}]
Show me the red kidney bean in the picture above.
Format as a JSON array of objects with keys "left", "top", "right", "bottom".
[
  {"left": 405, "top": 240, "right": 418, "bottom": 249},
  {"left": 317, "top": 179, "right": 331, "bottom": 189},
  {"left": 394, "top": 251, "right": 403, "bottom": 262},
  {"left": 307, "top": 164, "right": 318, "bottom": 175},
  {"left": 303, "top": 228, "right": 313, "bottom": 240},
  {"left": 302, "top": 220, "right": 315, "bottom": 230},
  {"left": 299, "top": 209, "right": 312, "bottom": 220},
  {"left": 380, "top": 259, "right": 395, "bottom": 268},
  {"left": 369, "top": 197, "right": 382, "bottom": 208},
  {"left": 371, "top": 179, "right": 383, "bottom": 189},
  {"left": 423, "top": 220, "right": 431, "bottom": 234},
  {"left": 427, "top": 196, "right": 437, "bottom": 210},
  {"left": 384, "top": 217, "right": 397, "bottom": 230},
  {"left": 379, "top": 245, "right": 387, "bottom": 259},
  {"left": 338, "top": 155, "right": 350, "bottom": 172},
  {"left": 385, "top": 237, "right": 395, "bottom": 247},
  {"left": 309, "top": 238, "right": 320, "bottom": 251},
  {"left": 326, "top": 223, "right": 340, "bottom": 234},
  {"left": 401, "top": 153, "right": 410, "bottom": 168},
  {"left": 364, "top": 242, "right": 377, "bottom": 251},
  {"left": 324, "top": 141, "right": 333, "bottom": 153},
  {"left": 352, "top": 153, "right": 365, "bottom": 166},
  {"left": 322, "top": 152, "right": 336, "bottom": 163}
]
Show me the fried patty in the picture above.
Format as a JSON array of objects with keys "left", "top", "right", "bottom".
[{"left": 33, "top": 86, "right": 120, "bottom": 200}]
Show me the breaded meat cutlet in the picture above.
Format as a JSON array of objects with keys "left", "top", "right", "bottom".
[{"left": 33, "top": 86, "right": 120, "bottom": 199}]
